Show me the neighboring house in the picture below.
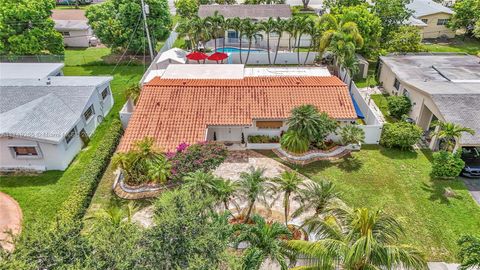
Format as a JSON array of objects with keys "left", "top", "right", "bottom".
[
  {"left": 0, "top": 63, "right": 64, "bottom": 80},
  {"left": 118, "top": 64, "right": 365, "bottom": 153},
  {"left": 198, "top": 5, "right": 310, "bottom": 50},
  {"left": 406, "top": 0, "right": 455, "bottom": 39},
  {"left": 378, "top": 53, "right": 480, "bottom": 150},
  {"left": 51, "top": 9, "right": 94, "bottom": 47},
  {"left": 0, "top": 63, "right": 113, "bottom": 171}
]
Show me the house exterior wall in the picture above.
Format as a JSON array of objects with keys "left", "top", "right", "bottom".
[
  {"left": 417, "top": 13, "right": 455, "bottom": 39},
  {"left": 62, "top": 28, "right": 91, "bottom": 47},
  {"left": 0, "top": 83, "right": 114, "bottom": 172}
]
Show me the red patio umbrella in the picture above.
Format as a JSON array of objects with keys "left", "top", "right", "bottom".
[
  {"left": 207, "top": 52, "right": 229, "bottom": 63},
  {"left": 186, "top": 51, "right": 208, "bottom": 63}
]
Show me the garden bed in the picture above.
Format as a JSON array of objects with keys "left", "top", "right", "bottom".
[{"left": 112, "top": 172, "right": 178, "bottom": 200}]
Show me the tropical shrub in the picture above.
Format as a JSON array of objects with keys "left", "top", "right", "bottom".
[
  {"left": 431, "top": 150, "right": 465, "bottom": 178},
  {"left": 287, "top": 104, "right": 323, "bottom": 142},
  {"left": 339, "top": 124, "right": 365, "bottom": 145},
  {"left": 386, "top": 26, "right": 424, "bottom": 53},
  {"left": 458, "top": 234, "right": 480, "bottom": 270},
  {"left": 56, "top": 119, "right": 123, "bottom": 224},
  {"left": 280, "top": 130, "right": 309, "bottom": 154},
  {"left": 112, "top": 137, "right": 171, "bottom": 186},
  {"left": 387, "top": 95, "right": 411, "bottom": 118},
  {"left": 314, "top": 112, "right": 339, "bottom": 146},
  {"left": 170, "top": 141, "right": 228, "bottom": 180},
  {"left": 380, "top": 122, "right": 422, "bottom": 150},
  {"left": 248, "top": 135, "right": 280, "bottom": 143}
]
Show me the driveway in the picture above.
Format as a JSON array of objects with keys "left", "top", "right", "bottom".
[
  {"left": 0, "top": 192, "right": 22, "bottom": 252},
  {"left": 462, "top": 177, "right": 480, "bottom": 205}
]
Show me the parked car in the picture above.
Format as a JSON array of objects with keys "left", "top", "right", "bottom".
[
  {"left": 461, "top": 147, "right": 480, "bottom": 178},
  {"left": 56, "top": 0, "right": 92, "bottom": 5}
]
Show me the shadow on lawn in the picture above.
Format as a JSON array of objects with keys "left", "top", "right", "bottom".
[
  {"left": 0, "top": 171, "right": 64, "bottom": 188},
  {"left": 421, "top": 178, "right": 467, "bottom": 205},
  {"left": 379, "top": 147, "right": 418, "bottom": 160}
]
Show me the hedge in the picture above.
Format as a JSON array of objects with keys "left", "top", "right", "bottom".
[
  {"left": 431, "top": 150, "right": 465, "bottom": 179},
  {"left": 55, "top": 119, "right": 123, "bottom": 224}
]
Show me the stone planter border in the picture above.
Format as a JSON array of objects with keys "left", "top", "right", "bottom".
[
  {"left": 112, "top": 172, "right": 179, "bottom": 200},
  {"left": 273, "top": 144, "right": 360, "bottom": 165}
]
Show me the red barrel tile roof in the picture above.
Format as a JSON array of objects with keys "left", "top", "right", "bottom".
[{"left": 118, "top": 76, "right": 357, "bottom": 152}]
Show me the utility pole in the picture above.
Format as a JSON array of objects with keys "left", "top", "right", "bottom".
[{"left": 140, "top": 0, "right": 155, "bottom": 61}]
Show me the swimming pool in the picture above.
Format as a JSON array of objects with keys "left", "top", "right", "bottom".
[{"left": 215, "top": 47, "right": 265, "bottom": 53}]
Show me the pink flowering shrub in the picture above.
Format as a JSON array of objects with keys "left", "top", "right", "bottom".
[{"left": 169, "top": 141, "right": 228, "bottom": 181}]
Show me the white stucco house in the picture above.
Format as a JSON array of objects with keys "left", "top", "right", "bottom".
[
  {"left": 0, "top": 63, "right": 113, "bottom": 171},
  {"left": 405, "top": 0, "right": 455, "bottom": 39},
  {"left": 52, "top": 9, "right": 94, "bottom": 48}
]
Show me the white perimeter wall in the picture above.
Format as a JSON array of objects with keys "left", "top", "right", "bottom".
[{"left": 229, "top": 52, "right": 318, "bottom": 65}]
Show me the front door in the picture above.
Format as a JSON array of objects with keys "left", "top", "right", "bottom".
[{"left": 79, "top": 129, "right": 90, "bottom": 147}]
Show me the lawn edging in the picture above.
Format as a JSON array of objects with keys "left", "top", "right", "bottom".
[{"left": 55, "top": 119, "right": 123, "bottom": 224}]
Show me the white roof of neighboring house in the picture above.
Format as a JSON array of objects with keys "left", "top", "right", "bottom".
[
  {"left": 407, "top": 0, "right": 453, "bottom": 17},
  {"left": 244, "top": 66, "right": 331, "bottom": 77},
  {"left": 405, "top": 17, "right": 428, "bottom": 27},
  {"left": 156, "top": 48, "right": 187, "bottom": 65},
  {"left": 198, "top": 4, "right": 292, "bottom": 19},
  {"left": 54, "top": 20, "right": 90, "bottom": 31},
  {"left": 0, "top": 63, "right": 64, "bottom": 80},
  {"left": 51, "top": 9, "right": 90, "bottom": 31},
  {"left": 0, "top": 76, "right": 112, "bottom": 143}
]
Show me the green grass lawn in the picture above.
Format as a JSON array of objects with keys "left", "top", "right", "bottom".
[
  {"left": 258, "top": 146, "right": 480, "bottom": 262},
  {"left": 424, "top": 37, "right": 480, "bottom": 55},
  {"left": 0, "top": 64, "right": 144, "bottom": 230},
  {"left": 370, "top": 94, "right": 395, "bottom": 123},
  {"left": 65, "top": 47, "right": 113, "bottom": 66}
]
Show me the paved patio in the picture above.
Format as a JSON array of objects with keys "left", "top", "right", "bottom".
[{"left": 0, "top": 192, "right": 22, "bottom": 252}]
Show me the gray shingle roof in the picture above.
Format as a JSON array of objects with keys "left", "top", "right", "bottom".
[
  {"left": 432, "top": 94, "right": 480, "bottom": 145},
  {"left": 0, "top": 63, "right": 64, "bottom": 80},
  {"left": 54, "top": 20, "right": 90, "bottom": 31},
  {"left": 0, "top": 76, "right": 112, "bottom": 143},
  {"left": 198, "top": 4, "right": 292, "bottom": 19},
  {"left": 407, "top": 0, "right": 453, "bottom": 17}
]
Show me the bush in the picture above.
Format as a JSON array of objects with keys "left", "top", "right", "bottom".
[
  {"left": 280, "top": 130, "right": 309, "bottom": 154},
  {"left": 248, "top": 135, "right": 280, "bottom": 143},
  {"left": 170, "top": 141, "right": 228, "bottom": 180},
  {"left": 431, "top": 150, "right": 465, "bottom": 179},
  {"left": 387, "top": 95, "right": 411, "bottom": 118},
  {"left": 380, "top": 122, "right": 422, "bottom": 150},
  {"left": 339, "top": 125, "right": 365, "bottom": 145},
  {"left": 56, "top": 119, "right": 123, "bottom": 224},
  {"left": 174, "top": 0, "right": 198, "bottom": 18}
]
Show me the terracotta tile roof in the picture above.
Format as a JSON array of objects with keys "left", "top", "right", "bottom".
[{"left": 118, "top": 76, "right": 357, "bottom": 152}]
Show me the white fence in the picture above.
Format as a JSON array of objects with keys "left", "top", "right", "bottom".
[
  {"left": 338, "top": 66, "right": 384, "bottom": 144},
  {"left": 229, "top": 51, "right": 318, "bottom": 65}
]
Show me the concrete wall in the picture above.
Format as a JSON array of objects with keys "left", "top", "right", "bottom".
[
  {"left": 63, "top": 28, "right": 92, "bottom": 48},
  {"left": 229, "top": 51, "right": 318, "bottom": 65},
  {"left": 417, "top": 13, "right": 455, "bottom": 39}
]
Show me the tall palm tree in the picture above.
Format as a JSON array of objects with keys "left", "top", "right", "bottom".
[
  {"left": 234, "top": 215, "right": 295, "bottom": 270},
  {"left": 183, "top": 170, "right": 218, "bottom": 196},
  {"left": 294, "top": 16, "right": 311, "bottom": 65},
  {"left": 237, "top": 167, "right": 273, "bottom": 223},
  {"left": 284, "top": 18, "right": 296, "bottom": 52},
  {"left": 289, "top": 208, "right": 428, "bottom": 270},
  {"left": 303, "top": 18, "right": 319, "bottom": 65},
  {"left": 213, "top": 177, "right": 239, "bottom": 211},
  {"left": 259, "top": 18, "right": 277, "bottom": 65},
  {"left": 318, "top": 14, "right": 363, "bottom": 64},
  {"left": 242, "top": 20, "right": 263, "bottom": 65},
  {"left": 431, "top": 121, "right": 475, "bottom": 151},
  {"left": 273, "top": 170, "right": 304, "bottom": 225},
  {"left": 286, "top": 104, "right": 322, "bottom": 142},
  {"left": 177, "top": 17, "right": 209, "bottom": 51},
  {"left": 206, "top": 11, "right": 225, "bottom": 51},
  {"left": 273, "top": 17, "right": 286, "bottom": 65},
  {"left": 227, "top": 17, "right": 244, "bottom": 63}
]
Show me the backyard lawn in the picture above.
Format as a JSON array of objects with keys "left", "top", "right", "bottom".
[
  {"left": 370, "top": 93, "right": 395, "bottom": 123},
  {"left": 0, "top": 58, "right": 145, "bottom": 231},
  {"left": 424, "top": 37, "right": 480, "bottom": 55},
  {"left": 259, "top": 146, "right": 480, "bottom": 262}
]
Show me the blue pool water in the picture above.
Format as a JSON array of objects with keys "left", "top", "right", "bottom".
[{"left": 215, "top": 47, "right": 265, "bottom": 53}]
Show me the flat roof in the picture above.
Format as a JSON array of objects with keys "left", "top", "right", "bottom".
[
  {"left": 198, "top": 4, "right": 292, "bottom": 19},
  {"left": 162, "top": 64, "right": 245, "bottom": 79},
  {"left": 0, "top": 63, "right": 65, "bottom": 80}
]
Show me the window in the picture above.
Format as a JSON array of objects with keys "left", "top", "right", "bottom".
[
  {"left": 393, "top": 78, "right": 400, "bottom": 91},
  {"left": 101, "top": 88, "right": 109, "bottom": 100},
  {"left": 65, "top": 127, "right": 76, "bottom": 144},
  {"left": 256, "top": 121, "right": 283, "bottom": 129},
  {"left": 12, "top": 146, "right": 38, "bottom": 156},
  {"left": 437, "top": 19, "right": 450, "bottom": 25},
  {"left": 83, "top": 104, "right": 95, "bottom": 121},
  {"left": 421, "top": 19, "right": 428, "bottom": 24},
  {"left": 61, "top": 31, "right": 70, "bottom": 37}
]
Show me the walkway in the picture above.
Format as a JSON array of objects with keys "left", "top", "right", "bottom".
[
  {"left": 462, "top": 177, "right": 480, "bottom": 205},
  {"left": 0, "top": 192, "right": 22, "bottom": 252}
]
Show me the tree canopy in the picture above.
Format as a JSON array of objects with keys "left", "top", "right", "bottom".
[
  {"left": 86, "top": 0, "right": 171, "bottom": 54},
  {"left": 385, "top": 25, "right": 424, "bottom": 53},
  {"left": 449, "top": 0, "right": 480, "bottom": 36},
  {"left": 372, "top": 0, "right": 413, "bottom": 39},
  {"left": 0, "top": 0, "right": 64, "bottom": 55}
]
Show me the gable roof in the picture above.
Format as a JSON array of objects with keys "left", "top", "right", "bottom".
[
  {"left": 0, "top": 63, "right": 64, "bottom": 80},
  {"left": 198, "top": 4, "right": 292, "bottom": 19},
  {"left": 0, "top": 76, "right": 112, "bottom": 143},
  {"left": 118, "top": 76, "right": 357, "bottom": 152},
  {"left": 407, "top": 0, "right": 453, "bottom": 17},
  {"left": 51, "top": 9, "right": 89, "bottom": 30}
]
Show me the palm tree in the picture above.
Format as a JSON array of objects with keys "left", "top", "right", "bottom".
[
  {"left": 286, "top": 104, "right": 322, "bottom": 141},
  {"left": 294, "top": 16, "right": 311, "bottom": 65},
  {"left": 431, "top": 121, "right": 475, "bottom": 151},
  {"left": 292, "top": 180, "right": 346, "bottom": 228},
  {"left": 289, "top": 208, "right": 427, "bottom": 270},
  {"left": 259, "top": 18, "right": 277, "bottom": 65},
  {"left": 183, "top": 170, "right": 218, "bottom": 196},
  {"left": 147, "top": 156, "right": 171, "bottom": 184},
  {"left": 280, "top": 130, "right": 309, "bottom": 154},
  {"left": 339, "top": 125, "right": 365, "bottom": 145},
  {"left": 284, "top": 18, "right": 296, "bottom": 52},
  {"left": 227, "top": 17, "right": 244, "bottom": 63},
  {"left": 303, "top": 18, "right": 319, "bottom": 65},
  {"left": 318, "top": 14, "right": 363, "bottom": 65},
  {"left": 242, "top": 20, "right": 263, "bottom": 65},
  {"left": 234, "top": 214, "right": 295, "bottom": 270},
  {"left": 237, "top": 167, "right": 273, "bottom": 223},
  {"left": 206, "top": 11, "right": 225, "bottom": 51},
  {"left": 273, "top": 17, "right": 286, "bottom": 65},
  {"left": 273, "top": 170, "right": 304, "bottom": 225},
  {"left": 125, "top": 84, "right": 141, "bottom": 104},
  {"left": 212, "top": 177, "right": 239, "bottom": 211}
]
